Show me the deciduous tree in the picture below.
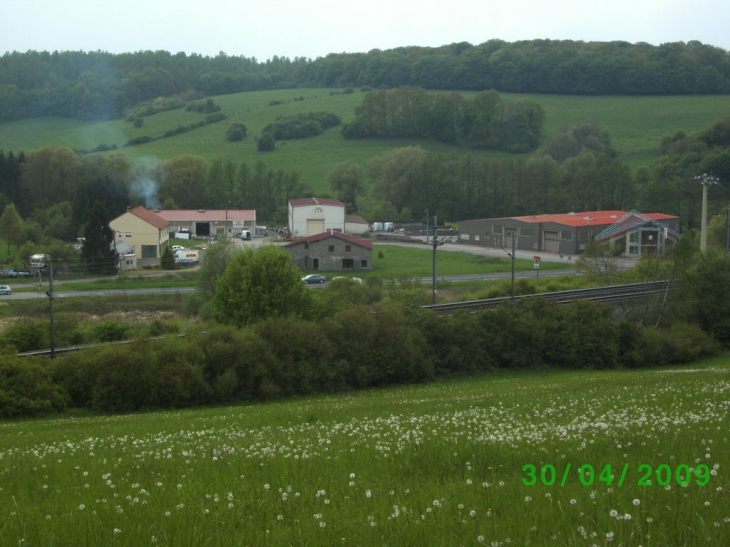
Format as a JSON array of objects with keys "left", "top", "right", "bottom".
[
  {"left": 0, "top": 203, "right": 25, "bottom": 253},
  {"left": 212, "top": 246, "right": 314, "bottom": 327},
  {"left": 327, "top": 161, "right": 365, "bottom": 213}
]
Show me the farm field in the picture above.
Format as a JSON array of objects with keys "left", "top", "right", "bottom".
[
  {"left": 1, "top": 90, "right": 729, "bottom": 194},
  {"left": 1, "top": 359, "right": 728, "bottom": 546}
]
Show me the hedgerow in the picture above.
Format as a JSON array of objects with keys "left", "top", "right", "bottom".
[{"left": 1, "top": 298, "right": 720, "bottom": 418}]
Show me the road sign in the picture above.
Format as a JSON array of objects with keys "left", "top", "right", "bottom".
[{"left": 533, "top": 256, "right": 541, "bottom": 269}]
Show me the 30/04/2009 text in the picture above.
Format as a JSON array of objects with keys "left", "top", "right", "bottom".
[{"left": 521, "top": 463, "right": 715, "bottom": 487}]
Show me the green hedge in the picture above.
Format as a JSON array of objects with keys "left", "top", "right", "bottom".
[{"left": 1, "top": 298, "right": 721, "bottom": 418}]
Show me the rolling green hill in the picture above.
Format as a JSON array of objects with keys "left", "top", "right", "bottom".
[{"left": 1, "top": 89, "right": 729, "bottom": 194}]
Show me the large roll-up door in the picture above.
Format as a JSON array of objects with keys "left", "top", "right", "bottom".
[
  {"left": 544, "top": 231, "right": 559, "bottom": 253},
  {"left": 306, "top": 219, "right": 325, "bottom": 236}
]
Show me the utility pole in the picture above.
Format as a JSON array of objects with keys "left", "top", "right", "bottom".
[
  {"left": 696, "top": 173, "right": 718, "bottom": 252},
  {"left": 510, "top": 231, "right": 516, "bottom": 300},
  {"left": 424, "top": 209, "right": 429, "bottom": 245},
  {"left": 45, "top": 261, "right": 56, "bottom": 359}
]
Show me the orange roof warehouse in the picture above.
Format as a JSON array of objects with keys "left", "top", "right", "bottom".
[{"left": 458, "top": 210, "right": 680, "bottom": 257}]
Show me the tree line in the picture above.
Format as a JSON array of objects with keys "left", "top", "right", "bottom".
[
  {"left": 0, "top": 147, "right": 310, "bottom": 273},
  {"left": 1, "top": 40, "right": 729, "bottom": 122},
  {"left": 342, "top": 87, "right": 545, "bottom": 153},
  {"left": 327, "top": 116, "right": 729, "bottom": 232},
  {"left": 296, "top": 40, "right": 730, "bottom": 95}
]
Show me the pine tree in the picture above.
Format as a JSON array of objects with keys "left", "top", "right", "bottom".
[{"left": 82, "top": 201, "right": 118, "bottom": 275}]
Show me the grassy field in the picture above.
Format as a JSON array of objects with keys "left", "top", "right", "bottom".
[
  {"left": 1, "top": 90, "right": 729, "bottom": 194},
  {"left": 1, "top": 358, "right": 727, "bottom": 546}
]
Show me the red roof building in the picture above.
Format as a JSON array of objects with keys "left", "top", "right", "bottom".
[{"left": 458, "top": 210, "right": 680, "bottom": 257}]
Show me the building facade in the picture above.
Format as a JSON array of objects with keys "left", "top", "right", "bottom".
[
  {"left": 156, "top": 209, "right": 256, "bottom": 239},
  {"left": 110, "top": 207, "right": 169, "bottom": 267},
  {"left": 286, "top": 231, "right": 373, "bottom": 272},
  {"left": 458, "top": 210, "right": 680, "bottom": 257},
  {"left": 345, "top": 214, "right": 369, "bottom": 235},
  {"left": 288, "top": 198, "right": 346, "bottom": 237}
]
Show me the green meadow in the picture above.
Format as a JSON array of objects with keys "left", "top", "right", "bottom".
[
  {"left": 1, "top": 90, "right": 729, "bottom": 193},
  {"left": 1, "top": 359, "right": 727, "bottom": 546}
]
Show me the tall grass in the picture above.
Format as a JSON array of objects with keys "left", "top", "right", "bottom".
[{"left": 1, "top": 359, "right": 728, "bottom": 546}]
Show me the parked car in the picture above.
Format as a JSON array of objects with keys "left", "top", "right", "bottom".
[
  {"left": 302, "top": 274, "right": 326, "bottom": 284},
  {"left": 176, "top": 258, "right": 197, "bottom": 267},
  {"left": 0, "top": 285, "right": 11, "bottom": 295},
  {"left": 15, "top": 270, "right": 31, "bottom": 277},
  {"left": 0, "top": 269, "right": 17, "bottom": 278},
  {"left": 171, "top": 245, "right": 185, "bottom": 252}
]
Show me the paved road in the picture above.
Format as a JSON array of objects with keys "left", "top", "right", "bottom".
[{"left": 1, "top": 237, "right": 611, "bottom": 300}]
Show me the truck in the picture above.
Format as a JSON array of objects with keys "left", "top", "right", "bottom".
[
  {"left": 174, "top": 249, "right": 200, "bottom": 264},
  {"left": 240, "top": 229, "right": 252, "bottom": 240}
]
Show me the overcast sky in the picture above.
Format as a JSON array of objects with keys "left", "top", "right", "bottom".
[{"left": 1, "top": 0, "right": 728, "bottom": 61}]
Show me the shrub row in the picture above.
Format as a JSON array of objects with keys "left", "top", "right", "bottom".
[
  {"left": 2, "top": 298, "right": 719, "bottom": 418},
  {"left": 262, "top": 111, "right": 341, "bottom": 140},
  {"left": 123, "top": 113, "right": 226, "bottom": 147}
]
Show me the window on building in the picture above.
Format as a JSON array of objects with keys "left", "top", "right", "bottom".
[
  {"left": 304, "top": 241, "right": 309, "bottom": 250},
  {"left": 360, "top": 260, "right": 368, "bottom": 268},
  {"left": 345, "top": 245, "right": 351, "bottom": 252},
  {"left": 141, "top": 245, "right": 157, "bottom": 258},
  {"left": 578, "top": 230, "right": 590, "bottom": 241},
  {"left": 519, "top": 226, "right": 533, "bottom": 237},
  {"left": 342, "top": 258, "right": 354, "bottom": 269},
  {"left": 328, "top": 245, "right": 335, "bottom": 252},
  {"left": 560, "top": 230, "right": 573, "bottom": 240},
  {"left": 125, "top": 232, "right": 132, "bottom": 237}
]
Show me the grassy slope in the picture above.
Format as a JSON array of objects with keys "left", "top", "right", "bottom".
[{"left": 1, "top": 90, "right": 730, "bottom": 193}]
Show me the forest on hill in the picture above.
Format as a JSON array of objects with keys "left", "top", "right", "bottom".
[{"left": 1, "top": 39, "right": 729, "bottom": 122}]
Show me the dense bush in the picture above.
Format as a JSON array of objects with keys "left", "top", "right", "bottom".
[
  {"left": 123, "top": 135, "right": 155, "bottom": 147},
  {"left": 262, "top": 111, "right": 341, "bottom": 141},
  {"left": 257, "top": 133, "right": 275, "bottom": 152},
  {"left": 226, "top": 123, "right": 248, "bottom": 141},
  {"left": 0, "top": 320, "right": 49, "bottom": 352},
  {"left": 0, "top": 296, "right": 716, "bottom": 418},
  {"left": 0, "top": 355, "right": 68, "bottom": 418}
]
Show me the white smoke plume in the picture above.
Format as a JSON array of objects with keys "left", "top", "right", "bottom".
[{"left": 131, "top": 176, "right": 161, "bottom": 209}]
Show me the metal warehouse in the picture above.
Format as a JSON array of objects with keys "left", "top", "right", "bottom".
[{"left": 458, "top": 210, "right": 680, "bottom": 257}]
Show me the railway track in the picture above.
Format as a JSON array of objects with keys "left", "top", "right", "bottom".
[{"left": 422, "top": 280, "right": 671, "bottom": 315}]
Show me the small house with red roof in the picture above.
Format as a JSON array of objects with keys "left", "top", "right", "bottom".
[
  {"left": 286, "top": 231, "right": 373, "bottom": 271},
  {"left": 458, "top": 210, "right": 680, "bottom": 257},
  {"left": 110, "top": 206, "right": 170, "bottom": 267},
  {"left": 288, "top": 197, "right": 345, "bottom": 238}
]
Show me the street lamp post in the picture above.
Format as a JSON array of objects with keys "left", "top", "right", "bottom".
[
  {"left": 225, "top": 200, "right": 231, "bottom": 237},
  {"left": 695, "top": 173, "right": 718, "bottom": 252}
]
